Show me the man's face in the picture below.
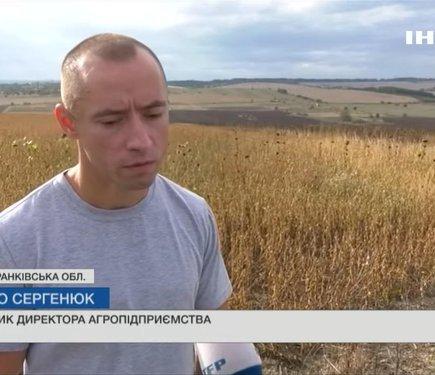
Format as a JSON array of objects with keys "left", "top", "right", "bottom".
[{"left": 71, "top": 50, "right": 169, "bottom": 191}]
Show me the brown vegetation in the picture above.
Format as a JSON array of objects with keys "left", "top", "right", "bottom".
[{"left": 1, "top": 113, "right": 434, "bottom": 374}]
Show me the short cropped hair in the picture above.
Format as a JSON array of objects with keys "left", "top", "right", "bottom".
[{"left": 61, "top": 33, "right": 167, "bottom": 113}]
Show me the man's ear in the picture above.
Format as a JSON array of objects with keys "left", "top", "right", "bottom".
[{"left": 53, "top": 103, "right": 79, "bottom": 139}]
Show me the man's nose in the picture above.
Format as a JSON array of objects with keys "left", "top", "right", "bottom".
[{"left": 125, "top": 113, "right": 153, "bottom": 151}]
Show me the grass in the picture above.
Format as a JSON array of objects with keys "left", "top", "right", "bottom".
[{"left": 1, "top": 113, "right": 434, "bottom": 374}]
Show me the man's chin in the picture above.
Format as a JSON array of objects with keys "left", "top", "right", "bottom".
[{"left": 120, "top": 174, "right": 157, "bottom": 191}]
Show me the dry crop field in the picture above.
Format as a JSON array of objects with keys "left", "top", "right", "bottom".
[
  {"left": 221, "top": 82, "right": 417, "bottom": 104},
  {"left": 1, "top": 113, "right": 434, "bottom": 374}
]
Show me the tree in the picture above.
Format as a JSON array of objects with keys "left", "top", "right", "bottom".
[{"left": 340, "top": 107, "right": 352, "bottom": 122}]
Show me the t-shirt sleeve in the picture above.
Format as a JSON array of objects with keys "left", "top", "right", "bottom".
[
  {"left": 0, "top": 233, "right": 30, "bottom": 352},
  {"left": 195, "top": 201, "right": 233, "bottom": 310}
]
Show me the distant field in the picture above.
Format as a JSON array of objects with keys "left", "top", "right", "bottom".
[
  {"left": 3, "top": 105, "right": 55, "bottom": 113},
  {"left": 348, "top": 102, "right": 435, "bottom": 117},
  {"left": 168, "top": 86, "right": 292, "bottom": 110},
  {"left": 0, "top": 94, "right": 58, "bottom": 113},
  {"left": 220, "top": 82, "right": 417, "bottom": 103},
  {"left": 4, "top": 85, "right": 435, "bottom": 131},
  {"left": 169, "top": 109, "right": 320, "bottom": 128},
  {"left": 304, "top": 80, "right": 435, "bottom": 91},
  {"left": 0, "top": 94, "right": 59, "bottom": 106},
  {"left": 384, "top": 116, "right": 435, "bottom": 131}
]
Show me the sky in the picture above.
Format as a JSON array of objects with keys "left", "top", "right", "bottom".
[{"left": 1, "top": 0, "right": 435, "bottom": 81}]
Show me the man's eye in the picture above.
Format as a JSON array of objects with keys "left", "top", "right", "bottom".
[
  {"left": 145, "top": 113, "right": 163, "bottom": 119},
  {"left": 100, "top": 119, "right": 121, "bottom": 125}
]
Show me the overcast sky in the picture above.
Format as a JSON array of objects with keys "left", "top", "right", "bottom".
[{"left": 1, "top": 0, "right": 435, "bottom": 81}]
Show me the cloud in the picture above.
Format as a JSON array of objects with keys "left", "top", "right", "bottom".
[
  {"left": 321, "top": 4, "right": 415, "bottom": 28},
  {"left": 1, "top": 0, "right": 435, "bottom": 80}
]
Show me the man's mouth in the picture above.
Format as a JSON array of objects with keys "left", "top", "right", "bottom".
[{"left": 124, "top": 160, "right": 156, "bottom": 168}]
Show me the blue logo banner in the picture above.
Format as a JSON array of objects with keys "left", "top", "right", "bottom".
[{"left": 0, "top": 287, "right": 110, "bottom": 309}]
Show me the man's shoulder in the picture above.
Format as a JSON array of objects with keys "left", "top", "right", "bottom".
[
  {"left": 155, "top": 174, "right": 208, "bottom": 212},
  {"left": 0, "top": 173, "right": 60, "bottom": 225}
]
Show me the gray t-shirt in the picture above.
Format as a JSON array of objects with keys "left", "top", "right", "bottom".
[{"left": 0, "top": 170, "right": 232, "bottom": 374}]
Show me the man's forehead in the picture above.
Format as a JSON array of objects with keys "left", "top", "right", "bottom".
[
  {"left": 72, "top": 52, "right": 97, "bottom": 80},
  {"left": 76, "top": 49, "right": 160, "bottom": 81},
  {"left": 67, "top": 49, "right": 167, "bottom": 114}
]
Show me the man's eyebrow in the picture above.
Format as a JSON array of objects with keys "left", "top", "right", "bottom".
[
  {"left": 140, "top": 100, "right": 167, "bottom": 110},
  {"left": 92, "top": 100, "right": 167, "bottom": 119}
]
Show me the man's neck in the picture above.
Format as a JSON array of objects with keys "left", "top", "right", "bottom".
[{"left": 65, "top": 164, "right": 148, "bottom": 210}]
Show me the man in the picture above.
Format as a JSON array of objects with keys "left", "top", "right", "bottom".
[{"left": 0, "top": 33, "right": 232, "bottom": 374}]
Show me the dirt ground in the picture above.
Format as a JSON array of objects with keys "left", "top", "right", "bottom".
[
  {"left": 383, "top": 116, "right": 435, "bottom": 131},
  {"left": 169, "top": 109, "right": 320, "bottom": 128}
]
